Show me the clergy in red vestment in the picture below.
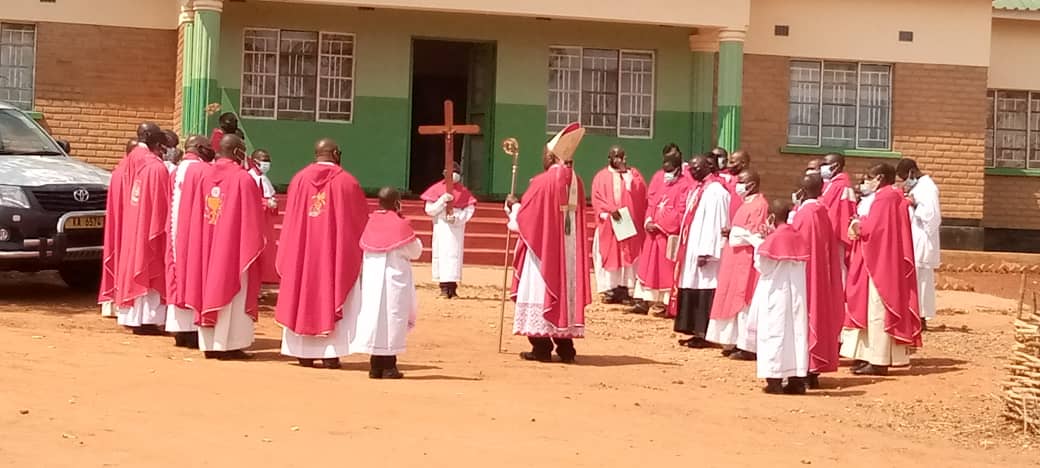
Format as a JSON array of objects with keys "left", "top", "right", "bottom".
[
  {"left": 672, "top": 154, "right": 730, "bottom": 348},
  {"left": 819, "top": 153, "right": 857, "bottom": 274},
  {"left": 248, "top": 149, "right": 280, "bottom": 284},
  {"left": 182, "top": 134, "right": 265, "bottom": 360},
  {"left": 841, "top": 163, "right": 922, "bottom": 376},
  {"left": 507, "top": 122, "right": 590, "bottom": 364},
  {"left": 718, "top": 150, "right": 751, "bottom": 221},
  {"left": 112, "top": 123, "right": 171, "bottom": 335},
  {"left": 631, "top": 146, "right": 692, "bottom": 316},
  {"left": 210, "top": 112, "right": 238, "bottom": 153},
  {"left": 275, "top": 138, "right": 368, "bottom": 369},
  {"left": 591, "top": 145, "right": 647, "bottom": 304},
  {"left": 164, "top": 135, "right": 214, "bottom": 349},
  {"left": 706, "top": 169, "right": 768, "bottom": 358},
  {"left": 791, "top": 174, "right": 844, "bottom": 388},
  {"left": 99, "top": 138, "right": 139, "bottom": 318}
]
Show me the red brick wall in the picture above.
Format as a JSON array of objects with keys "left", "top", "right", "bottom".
[
  {"left": 29, "top": 22, "right": 177, "bottom": 169},
  {"left": 741, "top": 54, "right": 988, "bottom": 221},
  {"left": 984, "top": 175, "right": 1040, "bottom": 229}
]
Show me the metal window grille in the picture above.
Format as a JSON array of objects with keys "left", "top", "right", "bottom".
[
  {"left": 277, "top": 30, "right": 318, "bottom": 121},
  {"left": 1030, "top": 93, "right": 1040, "bottom": 169},
  {"left": 985, "top": 90, "right": 994, "bottom": 167},
  {"left": 987, "top": 90, "right": 1029, "bottom": 169},
  {"left": 786, "top": 60, "right": 891, "bottom": 150},
  {"left": 546, "top": 46, "right": 654, "bottom": 138},
  {"left": 618, "top": 50, "right": 654, "bottom": 138},
  {"left": 0, "top": 23, "right": 36, "bottom": 111},
  {"left": 241, "top": 29, "right": 279, "bottom": 118},
  {"left": 317, "top": 32, "right": 354, "bottom": 122}
]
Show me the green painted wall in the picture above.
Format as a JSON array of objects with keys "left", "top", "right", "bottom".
[{"left": 217, "top": 3, "right": 701, "bottom": 195}]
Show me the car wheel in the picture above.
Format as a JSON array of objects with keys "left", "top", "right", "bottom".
[{"left": 58, "top": 261, "right": 102, "bottom": 291}]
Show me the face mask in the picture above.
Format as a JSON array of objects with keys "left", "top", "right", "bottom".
[
  {"left": 904, "top": 177, "right": 918, "bottom": 190},
  {"left": 258, "top": 161, "right": 271, "bottom": 174},
  {"left": 859, "top": 182, "right": 874, "bottom": 196},
  {"left": 452, "top": 173, "right": 462, "bottom": 183},
  {"left": 164, "top": 147, "right": 178, "bottom": 161},
  {"left": 717, "top": 157, "right": 727, "bottom": 170},
  {"left": 735, "top": 183, "right": 748, "bottom": 197},
  {"left": 791, "top": 191, "right": 801, "bottom": 205},
  {"left": 820, "top": 164, "right": 834, "bottom": 181},
  {"left": 663, "top": 169, "right": 678, "bottom": 183}
]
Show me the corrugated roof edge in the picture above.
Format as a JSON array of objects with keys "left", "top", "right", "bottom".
[{"left": 994, "top": 0, "right": 1040, "bottom": 11}]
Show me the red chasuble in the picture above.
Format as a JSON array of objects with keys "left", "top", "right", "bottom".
[
  {"left": 419, "top": 180, "right": 477, "bottom": 208},
  {"left": 510, "top": 164, "right": 591, "bottom": 329},
  {"left": 792, "top": 200, "right": 844, "bottom": 373},
  {"left": 591, "top": 166, "right": 647, "bottom": 270},
  {"left": 182, "top": 158, "right": 266, "bottom": 325},
  {"left": 759, "top": 224, "right": 811, "bottom": 262},
  {"left": 709, "top": 194, "right": 769, "bottom": 320},
  {"left": 99, "top": 151, "right": 132, "bottom": 304},
  {"left": 636, "top": 170, "right": 693, "bottom": 291},
  {"left": 665, "top": 175, "right": 725, "bottom": 318},
  {"left": 274, "top": 163, "right": 368, "bottom": 336},
  {"left": 845, "top": 186, "right": 922, "bottom": 347},
  {"left": 360, "top": 210, "right": 417, "bottom": 252},
  {"left": 113, "top": 146, "right": 171, "bottom": 307},
  {"left": 165, "top": 153, "right": 209, "bottom": 309},
  {"left": 821, "top": 172, "right": 857, "bottom": 266}
]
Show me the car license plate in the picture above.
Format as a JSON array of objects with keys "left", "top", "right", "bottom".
[{"left": 64, "top": 215, "right": 105, "bottom": 230}]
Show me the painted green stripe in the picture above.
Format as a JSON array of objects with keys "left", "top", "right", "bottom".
[
  {"left": 691, "top": 111, "right": 713, "bottom": 154},
  {"left": 717, "top": 105, "right": 741, "bottom": 154},
  {"left": 717, "top": 41, "right": 743, "bottom": 107},
  {"left": 181, "top": 22, "right": 195, "bottom": 134}
]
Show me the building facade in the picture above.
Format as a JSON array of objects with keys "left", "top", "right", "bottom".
[{"left": 3, "top": 0, "right": 1039, "bottom": 250}]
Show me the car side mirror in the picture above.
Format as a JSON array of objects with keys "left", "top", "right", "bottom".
[{"left": 56, "top": 139, "right": 71, "bottom": 154}]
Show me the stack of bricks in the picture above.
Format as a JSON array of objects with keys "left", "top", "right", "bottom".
[
  {"left": 31, "top": 22, "right": 177, "bottom": 170},
  {"left": 740, "top": 54, "right": 988, "bottom": 223}
]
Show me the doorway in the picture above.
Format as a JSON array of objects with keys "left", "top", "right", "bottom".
[{"left": 408, "top": 39, "right": 496, "bottom": 194}]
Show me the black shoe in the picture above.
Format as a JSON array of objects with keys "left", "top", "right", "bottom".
[
  {"left": 131, "top": 325, "right": 164, "bottom": 336},
  {"left": 851, "top": 360, "right": 869, "bottom": 371},
  {"left": 721, "top": 347, "right": 737, "bottom": 357},
  {"left": 628, "top": 300, "right": 650, "bottom": 315},
  {"left": 174, "top": 332, "right": 198, "bottom": 348},
  {"left": 601, "top": 290, "right": 621, "bottom": 305},
  {"left": 807, "top": 373, "right": 821, "bottom": 389},
  {"left": 204, "top": 351, "right": 222, "bottom": 360},
  {"left": 218, "top": 350, "right": 252, "bottom": 361},
  {"left": 298, "top": 358, "right": 316, "bottom": 368},
  {"left": 519, "top": 351, "right": 552, "bottom": 363},
  {"left": 322, "top": 358, "right": 342, "bottom": 369},
  {"left": 729, "top": 350, "right": 757, "bottom": 361},
  {"left": 382, "top": 368, "right": 404, "bottom": 379},
  {"left": 369, "top": 369, "right": 383, "bottom": 379},
  {"left": 558, "top": 353, "right": 576, "bottom": 364},
  {"left": 921, "top": 319, "right": 928, "bottom": 332},
  {"left": 679, "top": 337, "right": 711, "bottom": 349},
  {"left": 852, "top": 364, "right": 888, "bottom": 376},
  {"left": 616, "top": 287, "right": 632, "bottom": 304},
  {"left": 173, "top": 333, "right": 187, "bottom": 347},
  {"left": 784, "top": 377, "right": 807, "bottom": 395},
  {"left": 763, "top": 379, "right": 784, "bottom": 394},
  {"left": 447, "top": 287, "right": 459, "bottom": 299}
]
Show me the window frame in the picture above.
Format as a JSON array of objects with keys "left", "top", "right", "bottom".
[
  {"left": 239, "top": 27, "right": 356, "bottom": 123},
  {"left": 786, "top": 59, "right": 893, "bottom": 151},
  {"left": 546, "top": 45, "right": 656, "bottom": 140},
  {"left": 0, "top": 22, "right": 38, "bottom": 112},
  {"left": 986, "top": 89, "right": 1040, "bottom": 170}
]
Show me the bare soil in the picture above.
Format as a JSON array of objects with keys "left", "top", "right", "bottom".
[{"left": 0, "top": 267, "right": 1036, "bottom": 467}]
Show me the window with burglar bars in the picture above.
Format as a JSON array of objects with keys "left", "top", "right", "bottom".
[
  {"left": 547, "top": 46, "right": 655, "bottom": 138},
  {"left": 0, "top": 23, "right": 36, "bottom": 111},
  {"left": 241, "top": 28, "right": 355, "bottom": 122},
  {"left": 787, "top": 60, "right": 892, "bottom": 150},
  {"left": 986, "top": 90, "right": 1040, "bottom": 169}
]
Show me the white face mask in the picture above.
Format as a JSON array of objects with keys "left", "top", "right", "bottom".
[
  {"left": 258, "top": 161, "right": 271, "bottom": 174},
  {"left": 860, "top": 181, "right": 877, "bottom": 196},
  {"left": 820, "top": 164, "right": 834, "bottom": 181},
  {"left": 791, "top": 192, "right": 800, "bottom": 205},
  {"left": 663, "top": 169, "right": 679, "bottom": 183},
  {"left": 452, "top": 173, "right": 462, "bottom": 184},
  {"left": 735, "top": 183, "right": 748, "bottom": 197}
]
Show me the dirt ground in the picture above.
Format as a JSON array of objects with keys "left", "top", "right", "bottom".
[{"left": 0, "top": 266, "right": 1036, "bottom": 467}]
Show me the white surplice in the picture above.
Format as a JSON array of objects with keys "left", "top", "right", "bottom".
[
  {"left": 706, "top": 225, "right": 758, "bottom": 347},
  {"left": 839, "top": 278, "right": 910, "bottom": 367},
  {"left": 281, "top": 278, "right": 361, "bottom": 359},
  {"left": 350, "top": 239, "right": 422, "bottom": 356},
  {"left": 909, "top": 175, "right": 941, "bottom": 319},
  {"left": 754, "top": 254, "right": 810, "bottom": 379},
  {"left": 593, "top": 169, "right": 637, "bottom": 293},
  {"left": 678, "top": 182, "right": 730, "bottom": 290},
  {"left": 100, "top": 301, "right": 115, "bottom": 317},
  {"left": 425, "top": 198, "right": 475, "bottom": 283},
  {"left": 508, "top": 197, "right": 583, "bottom": 338},
  {"left": 198, "top": 273, "right": 255, "bottom": 352},
  {"left": 165, "top": 159, "right": 202, "bottom": 333},
  {"left": 117, "top": 290, "right": 166, "bottom": 327}
]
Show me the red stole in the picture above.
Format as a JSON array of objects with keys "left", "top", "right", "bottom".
[
  {"left": 183, "top": 158, "right": 266, "bottom": 325},
  {"left": 846, "top": 186, "right": 922, "bottom": 346},
  {"left": 274, "top": 163, "right": 368, "bottom": 335},
  {"left": 821, "top": 172, "right": 857, "bottom": 266},
  {"left": 759, "top": 224, "right": 811, "bottom": 261},
  {"left": 591, "top": 166, "right": 648, "bottom": 270},
  {"left": 419, "top": 180, "right": 477, "bottom": 209},
  {"left": 665, "top": 174, "right": 724, "bottom": 318},
  {"left": 636, "top": 170, "right": 693, "bottom": 291},
  {"left": 792, "top": 200, "right": 844, "bottom": 373},
  {"left": 510, "top": 164, "right": 591, "bottom": 329},
  {"left": 113, "top": 146, "right": 170, "bottom": 306},
  {"left": 360, "top": 210, "right": 417, "bottom": 252},
  {"left": 165, "top": 153, "right": 208, "bottom": 309},
  {"left": 709, "top": 194, "right": 769, "bottom": 320}
]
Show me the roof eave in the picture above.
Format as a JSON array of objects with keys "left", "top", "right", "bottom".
[{"left": 994, "top": 8, "right": 1040, "bottom": 20}]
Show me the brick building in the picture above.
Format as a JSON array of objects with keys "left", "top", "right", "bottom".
[{"left": 3, "top": 0, "right": 1039, "bottom": 250}]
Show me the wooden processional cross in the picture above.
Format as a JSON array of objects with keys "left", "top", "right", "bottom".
[{"left": 417, "top": 100, "right": 481, "bottom": 216}]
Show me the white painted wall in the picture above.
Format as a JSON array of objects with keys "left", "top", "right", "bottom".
[
  {"left": 745, "top": 0, "right": 992, "bottom": 67},
  {"left": 1, "top": 0, "right": 180, "bottom": 30}
]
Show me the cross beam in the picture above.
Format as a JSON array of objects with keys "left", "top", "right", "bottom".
[{"left": 418, "top": 100, "right": 481, "bottom": 215}]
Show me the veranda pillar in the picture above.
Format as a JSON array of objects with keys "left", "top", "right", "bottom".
[{"left": 716, "top": 28, "right": 745, "bottom": 153}]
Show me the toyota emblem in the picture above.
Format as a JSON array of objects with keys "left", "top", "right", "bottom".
[{"left": 73, "top": 188, "right": 90, "bottom": 202}]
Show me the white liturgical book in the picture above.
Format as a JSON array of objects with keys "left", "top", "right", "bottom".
[
  {"left": 665, "top": 235, "right": 681, "bottom": 262},
  {"left": 611, "top": 207, "right": 638, "bottom": 241}
]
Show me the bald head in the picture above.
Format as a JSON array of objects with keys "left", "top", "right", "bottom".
[
  {"left": 728, "top": 150, "right": 751, "bottom": 175},
  {"left": 806, "top": 158, "right": 822, "bottom": 175},
  {"left": 823, "top": 152, "right": 845, "bottom": 174},
  {"left": 378, "top": 186, "right": 401, "bottom": 211},
  {"left": 136, "top": 122, "right": 163, "bottom": 150},
  {"left": 608, "top": 145, "right": 627, "bottom": 171},
  {"left": 218, "top": 134, "right": 246, "bottom": 162},
  {"left": 185, "top": 135, "right": 214, "bottom": 162},
  {"left": 738, "top": 169, "right": 761, "bottom": 196},
  {"left": 315, "top": 138, "right": 340, "bottom": 164},
  {"left": 769, "top": 199, "right": 793, "bottom": 227},
  {"left": 800, "top": 173, "right": 824, "bottom": 199},
  {"left": 689, "top": 154, "right": 713, "bottom": 181}
]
